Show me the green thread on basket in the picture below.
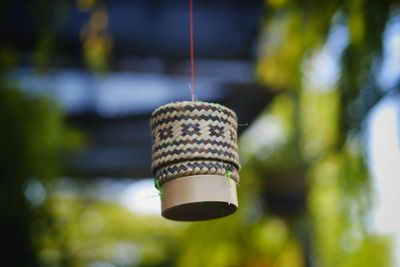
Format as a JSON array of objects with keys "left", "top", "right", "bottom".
[
  {"left": 155, "top": 179, "right": 164, "bottom": 197},
  {"left": 225, "top": 170, "right": 233, "bottom": 205},
  {"left": 225, "top": 170, "right": 232, "bottom": 186}
]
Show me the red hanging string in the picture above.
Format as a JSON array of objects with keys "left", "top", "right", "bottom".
[{"left": 190, "top": 0, "right": 195, "bottom": 101}]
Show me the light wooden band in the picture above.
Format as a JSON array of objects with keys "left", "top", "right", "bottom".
[{"left": 160, "top": 175, "right": 238, "bottom": 212}]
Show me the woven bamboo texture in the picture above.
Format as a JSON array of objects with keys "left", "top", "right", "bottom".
[{"left": 150, "top": 101, "right": 240, "bottom": 185}]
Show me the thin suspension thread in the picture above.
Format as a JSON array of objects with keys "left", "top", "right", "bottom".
[{"left": 190, "top": 0, "right": 195, "bottom": 101}]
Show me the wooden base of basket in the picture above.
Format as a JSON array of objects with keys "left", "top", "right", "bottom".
[{"left": 160, "top": 175, "right": 238, "bottom": 221}]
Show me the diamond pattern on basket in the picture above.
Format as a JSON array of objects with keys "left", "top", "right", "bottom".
[
  {"left": 181, "top": 123, "right": 201, "bottom": 136},
  {"left": 150, "top": 101, "right": 240, "bottom": 185},
  {"left": 159, "top": 126, "right": 173, "bottom": 139},
  {"left": 209, "top": 124, "right": 224, "bottom": 137}
]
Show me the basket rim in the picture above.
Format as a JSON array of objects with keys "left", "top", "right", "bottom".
[{"left": 151, "top": 101, "right": 237, "bottom": 120}]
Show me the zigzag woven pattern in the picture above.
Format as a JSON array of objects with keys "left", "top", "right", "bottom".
[
  {"left": 150, "top": 101, "right": 240, "bottom": 185},
  {"left": 156, "top": 160, "right": 239, "bottom": 184}
]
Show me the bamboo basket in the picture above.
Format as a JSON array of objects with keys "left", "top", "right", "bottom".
[{"left": 150, "top": 101, "right": 240, "bottom": 221}]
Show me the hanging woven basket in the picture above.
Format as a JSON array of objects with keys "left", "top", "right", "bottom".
[{"left": 150, "top": 101, "right": 240, "bottom": 221}]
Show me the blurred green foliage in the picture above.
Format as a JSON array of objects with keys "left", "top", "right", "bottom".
[
  {"left": 41, "top": 193, "right": 180, "bottom": 267},
  {"left": 0, "top": 87, "right": 64, "bottom": 266},
  {"left": 253, "top": 0, "right": 395, "bottom": 266}
]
